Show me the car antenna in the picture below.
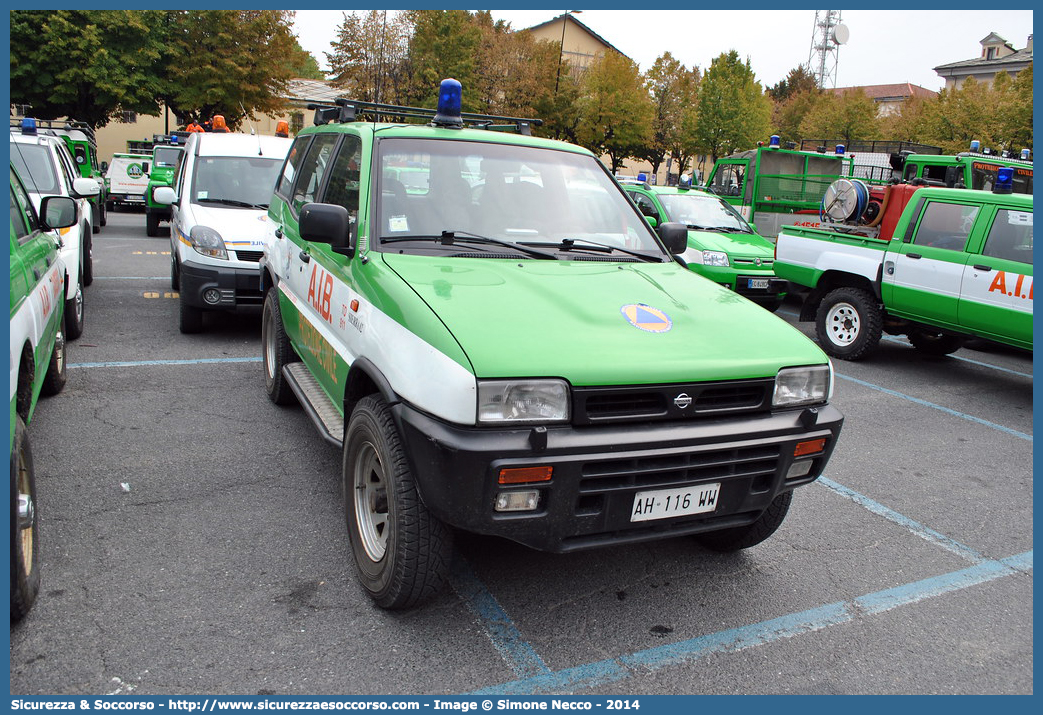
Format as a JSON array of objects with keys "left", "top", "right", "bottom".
[{"left": 240, "top": 102, "right": 263, "bottom": 155}]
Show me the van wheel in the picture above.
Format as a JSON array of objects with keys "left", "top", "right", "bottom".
[
  {"left": 83, "top": 235, "right": 93, "bottom": 286},
  {"left": 64, "top": 279, "right": 84, "bottom": 341},
  {"left": 11, "top": 415, "right": 41, "bottom": 621},
  {"left": 815, "top": 287, "right": 882, "bottom": 360},
  {"left": 170, "top": 256, "right": 180, "bottom": 291},
  {"left": 261, "top": 288, "right": 298, "bottom": 406},
  {"left": 146, "top": 210, "right": 159, "bottom": 237},
  {"left": 696, "top": 491, "right": 793, "bottom": 552},
  {"left": 908, "top": 330, "right": 963, "bottom": 356},
  {"left": 99, "top": 199, "right": 107, "bottom": 227},
  {"left": 41, "top": 332, "right": 67, "bottom": 397},
  {"left": 344, "top": 395, "right": 452, "bottom": 609},
  {"left": 179, "top": 296, "right": 203, "bottom": 334}
]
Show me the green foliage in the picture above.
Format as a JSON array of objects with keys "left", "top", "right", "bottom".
[
  {"left": 798, "top": 88, "right": 880, "bottom": 147},
  {"left": 575, "top": 51, "right": 653, "bottom": 174},
  {"left": 405, "top": 10, "right": 482, "bottom": 111},
  {"left": 160, "top": 11, "right": 301, "bottom": 128},
  {"left": 10, "top": 10, "right": 167, "bottom": 129},
  {"left": 773, "top": 89, "right": 822, "bottom": 145},
  {"left": 694, "top": 51, "right": 772, "bottom": 162},
  {"left": 326, "top": 11, "right": 410, "bottom": 103},
  {"left": 641, "top": 53, "right": 700, "bottom": 177},
  {"left": 767, "top": 65, "right": 818, "bottom": 102}
]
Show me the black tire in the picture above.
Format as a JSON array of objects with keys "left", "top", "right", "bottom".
[
  {"left": 99, "top": 197, "right": 107, "bottom": 227},
  {"left": 761, "top": 297, "right": 785, "bottom": 313},
  {"left": 11, "top": 415, "right": 41, "bottom": 622},
  {"left": 261, "top": 288, "right": 299, "bottom": 406},
  {"left": 146, "top": 210, "right": 159, "bottom": 237},
  {"left": 40, "top": 332, "right": 67, "bottom": 397},
  {"left": 343, "top": 395, "right": 452, "bottom": 609},
  {"left": 170, "top": 255, "right": 180, "bottom": 291},
  {"left": 64, "top": 278, "right": 84, "bottom": 341},
  {"left": 696, "top": 490, "right": 793, "bottom": 553},
  {"left": 179, "top": 295, "right": 203, "bottom": 334},
  {"left": 815, "top": 286, "right": 882, "bottom": 360},
  {"left": 82, "top": 233, "right": 93, "bottom": 287},
  {"left": 908, "top": 330, "right": 964, "bottom": 356}
]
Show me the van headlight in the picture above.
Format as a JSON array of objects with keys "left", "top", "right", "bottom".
[
  {"left": 686, "top": 249, "right": 729, "bottom": 266},
  {"left": 189, "top": 226, "right": 228, "bottom": 259},
  {"left": 773, "top": 365, "right": 830, "bottom": 408},
  {"left": 477, "top": 379, "right": 570, "bottom": 424}
]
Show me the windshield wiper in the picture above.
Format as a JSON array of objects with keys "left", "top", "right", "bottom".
[
  {"left": 381, "top": 231, "right": 558, "bottom": 260},
  {"left": 530, "top": 238, "right": 664, "bottom": 263},
  {"left": 197, "top": 197, "right": 267, "bottom": 209},
  {"left": 687, "top": 224, "right": 750, "bottom": 233}
]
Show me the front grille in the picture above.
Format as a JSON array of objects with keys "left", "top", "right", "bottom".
[
  {"left": 579, "top": 443, "right": 781, "bottom": 493},
  {"left": 733, "top": 257, "right": 773, "bottom": 267},
  {"left": 573, "top": 378, "right": 774, "bottom": 425},
  {"left": 236, "top": 250, "right": 263, "bottom": 262}
]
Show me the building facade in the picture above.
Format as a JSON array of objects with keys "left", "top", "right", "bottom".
[{"left": 934, "top": 32, "right": 1033, "bottom": 89}]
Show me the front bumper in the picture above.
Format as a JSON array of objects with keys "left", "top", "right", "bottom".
[
  {"left": 394, "top": 401, "right": 843, "bottom": 552},
  {"left": 179, "top": 259, "right": 263, "bottom": 310}
]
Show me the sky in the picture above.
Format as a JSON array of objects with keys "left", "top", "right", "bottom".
[{"left": 290, "top": 8, "right": 1034, "bottom": 92}]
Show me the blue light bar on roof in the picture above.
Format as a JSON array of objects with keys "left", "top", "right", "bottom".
[
  {"left": 433, "top": 79, "right": 463, "bottom": 128},
  {"left": 21, "top": 117, "right": 37, "bottom": 135},
  {"left": 769, "top": 135, "right": 780, "bottom": 148},
  {"left": 994, "top": 167, "right": 1014, "bottom": 194}
]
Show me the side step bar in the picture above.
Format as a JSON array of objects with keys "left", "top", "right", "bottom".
[{"left": 283, "top": 363, "right": 344, "bottom": 450}]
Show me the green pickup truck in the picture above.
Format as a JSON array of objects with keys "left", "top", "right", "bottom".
[
  {"left": 259, "top": 80, "right": 844, "bottom": 609},
  {"left": 774, "top": 172, "right": 1032, "bottom": 360}
]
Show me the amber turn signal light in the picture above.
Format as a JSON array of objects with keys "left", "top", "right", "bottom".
[
  {"left": 794, "top": 438, "right": 827, "bottom": 458},
  {"left": 498, "top": 466, "right": 553, "bottom": 484}
]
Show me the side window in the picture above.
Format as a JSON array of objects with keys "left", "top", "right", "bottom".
[
  {"left": 276, "top": 136, "right": 311, "bottom": 198},
  {"left": 710, "top": 165, "right": 743, "bottom": 196},
  {"left": 321, "top": 135, "right": 363, "bottom": 229},
  {"left": 903, "top": 163, "right": 919, "bottom": 181},
  {"left": 11, "top": 186, "right": 31, "bottom": 242},
  {"left": 982, "top": 208, "right": 1033, "bottom": 265},
  {"left": 9, "top": 173, "right": 40, "bottom": 243},
  {"left": 912, "top": 201, "right": 980, "bottom": 252},
  {"left": 290, "top": 135, "right": 340, "bottom": 214},
  {"left": 628, "top": 191, "right": 660, "bottom": 220},
  {"left": 921, "top": 164, "right": 948, "bottom": 183}
]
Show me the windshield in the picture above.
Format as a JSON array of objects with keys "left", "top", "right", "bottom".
[
  {"left": 375, "top": 138, "right": 665, "bottom": 259},
  {"left": 971, "top": 162, "right": 1033, "bottom": 194},
  {"left": 10, "top": 143, "right": 60, "bottom": 194},
  {"left": 658, "top": 192, "right": 752, "bottom": 232},
  {"left": 190, "top": 156, "right": 283, "bottom": 207},
  {"left": 154, "top": 147, "right": 183, "bottom": 168}
]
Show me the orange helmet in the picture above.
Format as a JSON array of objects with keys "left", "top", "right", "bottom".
[
  {"left": 212, "top": 115, "right": 228, "bottom": 132},
  {"left": 275, "top": 120, "right": 289, "bottom": 137}
]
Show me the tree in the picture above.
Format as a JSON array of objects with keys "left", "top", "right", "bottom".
[
  {"left": 326, "top": 10, "right": 410, "bottom": 103},
  {"left": 10, "top": 10, "right": 168, "bottom": 128},
  {"left": 641, "top": 53, "right": 699, "bottom": 179},
  {"left": 405, "top": 10, "right": 482, "bottom": 111},
  {"left": 767, "top": 65, "right": 818, "bottom": 102},
  {"left": 288, "top": 46, "right": 325, "bottom": 81},
  {"left": 160, "top": 11, "right": 303, "bottom": 128},
  {"left": 471, "top": 11, "right": 559, "bottom": 120},
  {"left": 798, "top": 88, "right": 880, "bottom": 147},
  {"left": 575, "top": 51, "right": 653, "bottom": 174},
  {"left": 917, "top": 77, "right": 1001, "bottom": 153},
  {"left": 773, "top": 89, "right": 821, "bottom": 146},
  {"left": 693, "top": 51, "right": 772, "bottom": 162}
]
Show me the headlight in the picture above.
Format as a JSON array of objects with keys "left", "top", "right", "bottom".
[
  {"left": 700, "top": 250, "right": 729, "bottom": 267},
  {"left": 477, "top": 379, "right": 570, "bottom": 424},
  {"left": 773, "top": 365, "right": 830, "bottom": 408},
  {"left": 189, "top": 225, "right": 228, "bottom": 259}
]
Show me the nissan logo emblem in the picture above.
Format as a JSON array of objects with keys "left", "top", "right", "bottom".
[{"left": 674, "top": 393, "right": 693, "bottom": 409}]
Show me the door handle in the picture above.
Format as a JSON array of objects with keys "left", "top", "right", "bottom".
[
  {"left": 907, "top": 253, "right": 922, "bottom": 259},
  {"left": 299, "top": 250, "right": 310, "bottom": 263},
  {"left": 973, "top": 264, "right": 992, "bottom": 272}
]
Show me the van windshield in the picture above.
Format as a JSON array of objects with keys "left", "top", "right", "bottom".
[
  {"left": 658, "top": 192, "right": 753, "bottom": 233},
  {"left": 374, "top": 138, "right": 666, "bottom": 260},
  {"left": 190, "top": 156, "right": 283, "bottom": 208}
]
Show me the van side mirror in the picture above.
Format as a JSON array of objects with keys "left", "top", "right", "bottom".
[
  {"left": 141, "top": 162, "right": 150, "bottom": 175},
  {"left": 657, "top": 222, "right": 688, "bottom": 254},
  {"left": 40, "top": 196, "right": 78, "bottom": 230},
  {"left": 101, "top": 161, "right": 109, "bottom": 172},
  {"left": 299, "top": 202, "right": 354, "bottom": 258},
  {"left": 644, "top": 215, "right": 658, "bottom": 229},
  {"left": 153, "top": 186, "right": 177, "bottom": 205}
]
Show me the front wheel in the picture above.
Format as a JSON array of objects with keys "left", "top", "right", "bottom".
[
  {"left": 41, "top": 332, "right": 67, "bottom": 397},
  {"left": 179, "top": 295, "right": 203, "bottom": 334},
  {"left": 83, "top": 234, "right": 93, "bottom": 286},
  {"left": 170, "top": 255, "right": 180, "bottom": 291},
  {"left": 696, "top": 491, "right": 793, "bottom": 552},
  {"left": 815, "top": 286, "right": 882, "bottom": 360},
  {"left": 344, "top": 395, "right": 452, "bottom": 609},
  {"left": 261, "top": 288, "right": 299, "bottom": 406},
  {"left": 11, "top": 415, "right": 41, "bottom": 621},
  {"left": 64, "top": 279, "right": 84, "bottom": 341},
  {"left": 145, "top": 210, "right": 159, "bottom": 237},
  {"left": 908, "top": 329, "right": 964, "bottom": 356}
]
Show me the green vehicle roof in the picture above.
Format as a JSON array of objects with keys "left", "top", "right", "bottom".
[{"left": 910, "top": 186, "right": 1033, "bottom": 207}]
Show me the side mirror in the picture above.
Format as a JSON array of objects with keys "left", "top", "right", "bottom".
[
  {"left": 644, "top": 215, "right": 659, "bottom": 229},
  {"left": 153, "top": 186, "right": 177, "bottom": 205},
  {"left": 657, "top": 222, "right": 689, "bottom": 255},
  {"left": 141, "top": 162, "right": 150, "bottom": 175},
  {"left": 101, "top": 161, "right": 109, "bottom": 172},
  {"left": 299, "top": 202, "right": 354, "bottom": 257},
  {"left": 72, "top": 177, "right": 101, "bottom": 198},
  {"left": 40, "top": 196, "right": 78, "bottom": 230}
]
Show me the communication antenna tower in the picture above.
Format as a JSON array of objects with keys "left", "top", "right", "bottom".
[{"left": 806, "top": 11, "right": 849, "bottom": 89}]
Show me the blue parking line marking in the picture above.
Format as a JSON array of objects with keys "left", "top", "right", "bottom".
[
  {"left": 468, "top": 551, "right": 1031, "bottom": 695},
  {"left": 836, "top": 373, "right": 1031, "bottom": 441},
  {"left": 450, "top": 559, "right": 552, "bottom": 679},
  {"left": 817, "top": 477, "right": 985, "bottom": 563},
  {"left": 70, "top": 357, "right": 262, "bottom": 369}
]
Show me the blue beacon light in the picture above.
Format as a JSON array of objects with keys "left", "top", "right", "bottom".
[
  {"left": 994, "top": 167, "right": 1014, "bottom": 194},
  {"left": 835, "top": 144, "right": 845, "bottom": 155},
  {"left": 970, "top": 140, "right": 981, "bottom": 152},
  {"left": 21, "top": 117, "right": 37, "bottom": 135},
  {"left": 769, "top": 135, "right": 780, "bottom": 148},
  {"left": 433, "top": 79, "right": 463, "bottom": 128}
]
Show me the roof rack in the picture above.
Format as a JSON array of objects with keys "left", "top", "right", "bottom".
[
  {"left": 10, "top": 117, "right": 97, "bottom": 146},
  {"left": 303, "top": 98, "right": 542, "bottom": 136}
]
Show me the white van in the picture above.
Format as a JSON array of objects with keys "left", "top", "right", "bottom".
[
  {"left": 154, "top": 132, "right": 292, "bottom": 333},
  {"left": 104, "top": 153, "right": 151, "bottom": 208}
]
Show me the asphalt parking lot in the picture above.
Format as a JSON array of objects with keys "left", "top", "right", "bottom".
[{"left": 9, "top": 211, "right": 1033, "bottom": 695}]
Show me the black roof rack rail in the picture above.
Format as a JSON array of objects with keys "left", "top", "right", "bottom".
[
  {"left": 10, "top": 117, "right": 97, "bottom": 145},
  {"left": 304, "top": 98, "right": 542, "bottom": 135}
]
